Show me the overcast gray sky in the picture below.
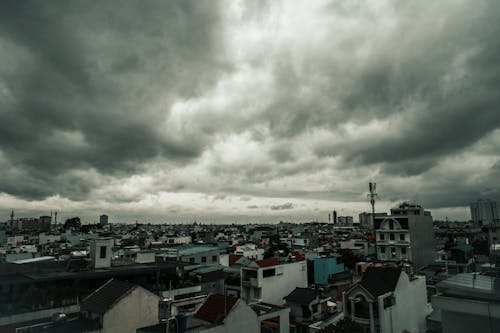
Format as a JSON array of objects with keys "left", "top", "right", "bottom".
[{"left": 1, "top": 0, "right": 499, "bottom": 223}]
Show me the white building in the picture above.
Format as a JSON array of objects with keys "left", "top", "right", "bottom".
[
  {"left": 180, "top": 294, "right": 290, "bottom": 333},
  {"left": 80, "top": 279, "right": 160, "bottom": 333},
  {"left": 343, "top": 267, "right": 428, "bottom": 333},
  {"left": 375, "top": 202, "right": 434, "bottom": 269},
  {"left": 89, "top": 238, "right": 113, "bottom": 269},
  {"left": 241, "top": 258, "right": 308, "bottom": 305},
  {"left": 432, "top": 272, "right": 500, "bottom": 333},
  {"left": 234, "top": 244, "right": 264, "bottom": 260},
  {"left": 470, "top": 198, "right": 500, "bottom": 226}
]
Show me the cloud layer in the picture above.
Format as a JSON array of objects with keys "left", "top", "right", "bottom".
[{"left": 1, "top": 0, "right": 499, "bottom": 222}]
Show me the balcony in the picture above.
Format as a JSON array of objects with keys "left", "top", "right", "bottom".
[{"left": 241, "top": 277, "right": 260, "bottom": 287}]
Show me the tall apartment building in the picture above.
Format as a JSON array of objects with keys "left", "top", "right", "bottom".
[
  {"left": 470, "top": 199, "right": 499, "bottom": 226},
  {"left": 99, "top": 214, "right": 109, "bottom": 226},
  {"left": 374, "top": 202, "right": 434, "bottom": 269}
]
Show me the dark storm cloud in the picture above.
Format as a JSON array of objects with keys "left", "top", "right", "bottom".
[
  {"left": 1, "top": 0, "right": 499, "bottom": 218},
  {"left": 311, "top": 1, "right": 500, "bottom": 175},
  {"left": 0, "top": 0, "right": 227, "bottom": 199}
]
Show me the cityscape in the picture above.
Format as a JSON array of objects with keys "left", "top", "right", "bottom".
[
  {"left": 1, "top": 193, "right": 499, "bottom": 332},
  {"left": 1, "top": 1, "right": 500, "bottom": 333}
]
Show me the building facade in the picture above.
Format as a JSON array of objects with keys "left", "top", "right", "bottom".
[
  {"left": 375, "top": 203, "right": 434, "bottom": 269},
  {"left": 241, "top": 258, "right": 308, "bottom": 305},
  {"left": 343, "top": 267, "right": 428, "bottom": 333},
  {"left": 470, "top": 199, "right": 500, "bottom": 226}
]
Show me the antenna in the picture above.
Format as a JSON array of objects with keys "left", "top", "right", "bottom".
[
  {"left": 367, "top": 182, "right": 377, "bottom": 231},
  {"left": 368, "top": 182, "right": 377, "bottom": 216}
]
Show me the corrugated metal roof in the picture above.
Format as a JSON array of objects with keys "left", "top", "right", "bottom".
[
  {"left": 81, "top": 279, "right": 136, "bottom": 314},
  {"left": 437, "top": 273, "right": 497, "bottom": 295}
]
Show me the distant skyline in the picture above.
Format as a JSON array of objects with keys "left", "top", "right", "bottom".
[{"left": 1, "top": 1, "right": 499, "bottom": 223}]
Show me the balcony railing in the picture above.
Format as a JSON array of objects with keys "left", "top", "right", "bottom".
[{"left": 241, "top": 277, "right": 260, "bottom": 287}]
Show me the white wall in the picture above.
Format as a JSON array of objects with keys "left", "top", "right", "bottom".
[
  {"left": 260, "top": 261, "right": 308, "bottom": 305},
  {"left": 378, "top": 273, "right": 428, "bottom": 333},
  {"left": 103, "top": 287, "right": 160, "bottom": 333},
  {"left": 90, "top": 239, "right": 112, "bottom": 268},
  {"left": 199, "top": 301, "right": 259, "bottom": 333}
]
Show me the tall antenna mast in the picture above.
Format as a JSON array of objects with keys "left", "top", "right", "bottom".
[
  {"left": 368, "top": 182, "right": 377, "bottom": 231},
  {"left": 368, "top": 182, "right": 377, "bottom": 216}
]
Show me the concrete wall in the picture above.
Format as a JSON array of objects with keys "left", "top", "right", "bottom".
[
  {"left": 442, "top": 311, "right": 500, "bottom": 333},
  {"left": 103, "top": 287, "right": 160, "bottom": 333},
  {"left": 5, "top": 252, "right": 32, "bottom": 263},
  {"left": 408, "top": 215, "right": 434, "bottom": 269},
  {"left": 181, "top": 249, "right": 220, "bottom": 265},
  {"left": 90, "top": 239, "right": 112, "bottom": 268},
  {"left": 260, "top": 261, "right": 308, "bottom": 305},
  {"left": 162, "top": 285, "right": 202, "bottom": 300},
  {"left": 378, "top": 273, "right": 428, "bottom": 333},
  {"left": 313, "top": 257, "right": 344, "bottom": 285},
  {"left": 432, "top": 293, "right": 500, "bottom": 333}
]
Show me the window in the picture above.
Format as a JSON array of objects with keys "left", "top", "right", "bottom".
[
  {"left": 201, "top": 256, "right": 207, "bottom": 263},
  {"left": 244, "top": 270, "right": 258, "bottom": 278},
  {"left": 389, "top": 220, "right": 394, "bottom": 229},
  {"left": 189, "top": 257, "right": 195, "bottom": 263},
  {"left": 391, "top": 247, "right": 396, "bottom": 258},
  {"left": 263, "top": 268, "right": 276, "bottom": 278},
  {"left": 380, "top": 233, "right": 385, "bottom": 240},
  {"left": 212, "top": 255, "right": 217, "bottom": 263},
  {"left": 253, "top": 288, "right": 261, "bottom": 298},
  {"left": 401, "top": 247, "right": 407, "bottom": 255},
  {"left": 389, "top": 233, "right": 395, "bottom": 240},
  {"left": 383, "top": 296, "right": 396, "bottom": 308},
  {"left": 99, "top": 246, "right": 106, "bottom": 259},
  {"left": 380, "top": 247, "right": 386, "bottom": 253},
  {"left": 399, "top": 234, "right": 405, "bottom": 241}
]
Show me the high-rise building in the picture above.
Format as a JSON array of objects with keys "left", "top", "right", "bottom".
[
  {"left": 359, "top": 212, "right": 387, "bottom": 230},
  {"left": 374, "top": 202, "right": 434, "bottom": 270},
  {"left": 470, "top": 199, "right": 499, "bottom": 226},
  {"left": 99, "top": 214, "right": 109, "bottom": 226}
]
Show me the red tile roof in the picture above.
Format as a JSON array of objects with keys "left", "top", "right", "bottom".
[
  {"left": 256, "top": 258, "right": 281, "bottom": 267},
  {"left": 291, "top": 251, "right": 305, "bottom": 261},
  {"left": 195, "top": 294, "right": 238, "bottom": 324},
  {"left": 229, "top": 254, "right": 243, "bottom": 265}
]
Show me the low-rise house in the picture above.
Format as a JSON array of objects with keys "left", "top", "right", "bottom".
[
  {"left": 234, "top": 244, "right": 264, "bottom": 260},
  {"left": 80, "top": 279, "right": 160, "bottom": 333},
  {"left": 168, "top": 294, "right": 290, "bottom": 333},
  {"left": 285, "top": 287, "right": 332, "bottom": 333},
  {"left": 16, "top": 279, "right": 160, "bottom": 333},
  {"left": 241, "top": 258, "right": 308, "bottom": 305},
  {"left": 343, "top": 266, "right": 428, "bottom": 333}
]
